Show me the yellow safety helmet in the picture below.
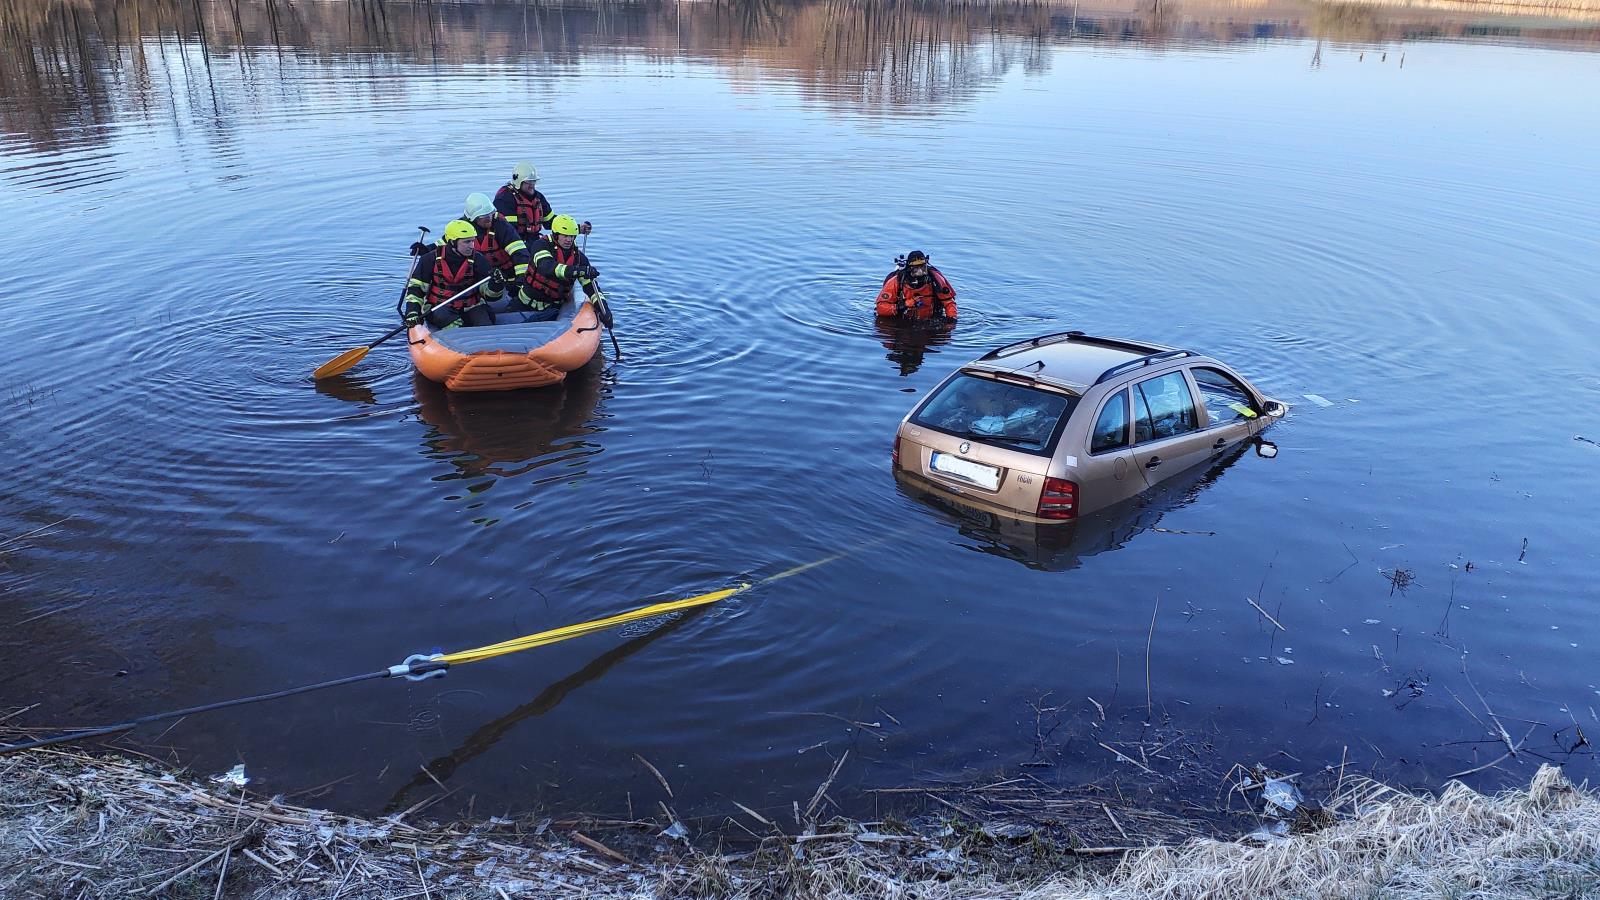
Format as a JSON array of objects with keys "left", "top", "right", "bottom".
[
  {"left": 443, "top": 219, "right": 477, "bottom": 243},
  {"left": 550, "top": 214, "right": 580, "bottom": 237}
]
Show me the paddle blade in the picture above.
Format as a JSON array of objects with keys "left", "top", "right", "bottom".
[{"left": 313, "top": 346, "right": 370, "bottom": 380}]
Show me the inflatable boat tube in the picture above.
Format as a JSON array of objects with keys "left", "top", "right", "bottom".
[{"left": 407, "top": 296, "right": 603, "bottom": 392}]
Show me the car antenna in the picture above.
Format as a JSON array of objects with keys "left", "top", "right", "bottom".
[
  {"left": 1003, "top": 358, "right": 1045, "bottom": 374},
  {"left": 989, "top": 357, "right": 1046, "bottom": 381}
]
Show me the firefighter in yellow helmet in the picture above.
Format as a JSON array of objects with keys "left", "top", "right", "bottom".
[
  {"left": 518, "top": 214, "right": 603, "bottom": 321},
  {"left": 402, "top": 220, "right": 496, "bottom": 329}
]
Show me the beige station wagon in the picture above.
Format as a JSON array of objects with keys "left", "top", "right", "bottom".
[{"left": 893, "top": 331, "right": 1285, "bottom": 522}]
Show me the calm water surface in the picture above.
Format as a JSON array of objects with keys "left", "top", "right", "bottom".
[{"left": 3, "top": 0, "right": 1599, "bottom": 822}]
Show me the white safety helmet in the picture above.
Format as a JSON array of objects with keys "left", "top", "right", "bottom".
[
  {"left": 463, "top": 192, "right": 496, "bottom": 220},
  {"left": 510, "top": 162, "right": 538, "bottom": 189}
]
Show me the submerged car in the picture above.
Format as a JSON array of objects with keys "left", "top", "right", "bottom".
[
  {"left": 893, "top": 330, "right": 1285, "bottom": 522},
  {"left": 896, "top": 437, "right": 1258, "bottom": 571}
]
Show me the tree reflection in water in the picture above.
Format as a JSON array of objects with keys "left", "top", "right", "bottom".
[{"left": 6, "top": 0, "right": 1596, "bottom": 149}]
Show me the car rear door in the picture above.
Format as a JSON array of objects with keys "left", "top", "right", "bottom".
[
  {"left": 1071, "top": 387, "right": 1144, "bottom": 515},
  {"left": 1189, "top": 365, "right": 1261, "bottom": 455},
  {"left": 1128, "top": 370, "right": 1213, "bottom": 487}
]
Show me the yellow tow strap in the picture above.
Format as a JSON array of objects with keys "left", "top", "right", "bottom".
[
  {"left": 1, "top": 549, "right": 877, "bottom": 754},
  {"left": 430, "top": 542, "right": 878, "bottom": 669},
  {"left": 437, "top": 584, "right": 747, "bottom": 666}
]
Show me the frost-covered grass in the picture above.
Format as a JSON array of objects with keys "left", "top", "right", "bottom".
[{"left": 3, "top": 734, "right": 1594, "bottom": 899}]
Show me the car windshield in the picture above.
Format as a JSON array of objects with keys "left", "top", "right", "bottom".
[{"left": 912, "top": 372, "right": 1076, "bottom": 454}]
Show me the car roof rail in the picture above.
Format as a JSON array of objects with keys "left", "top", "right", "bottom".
[
  {"left": 980, "top": 330, "right": 1167, "bottom": 361},
  {"left": 979, "top": 330, "right": 1084, "bottom": 360},
  {"left": 1093, "top": 349, "right": 1195, "bottom": 385}
]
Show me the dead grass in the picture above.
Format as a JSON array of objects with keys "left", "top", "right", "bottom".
[
  {"left": 2, "top": 734, "right": 1595, "bottom": 899},
  {"left": 1027, "top": 763, "right": 1600, "bottom": 899},
  {"left": 0, "top": 742, "right": 651, "bottom": 898}
]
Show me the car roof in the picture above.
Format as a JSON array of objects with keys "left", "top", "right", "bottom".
[{"left": 966, "top": 331, "right": 1194, "bottom": 392}]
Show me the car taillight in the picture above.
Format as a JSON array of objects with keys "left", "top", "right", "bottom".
[
  {"left": 1038, "top": 477, "right": 1078, "bottom": 520},
  {"left": 892, "top": 435, "right": 902, "bottom": 468}
]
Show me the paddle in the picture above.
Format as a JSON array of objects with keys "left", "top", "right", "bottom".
[
  {"left": 313, "top": 226, "right": 494, "bottom": 380},
  {"left": 581, "top": 232, "right": 622, "bottom": 361},
  {"left": 314, "top": 226, "right": 428, "bottom": 379},
  {"left": 313, "top": 274, "right": 493, "bottom": 380}
]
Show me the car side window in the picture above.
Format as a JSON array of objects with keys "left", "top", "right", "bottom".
[
  {"left": 1133, "top": 372, "right": 1198, "bottom": 444},
  {"left": 1192, "top": 367, "right": 1258, "bottom": 426},
  {"left": 1090, "top": 389, "right": 1130, "bottom": 454}
]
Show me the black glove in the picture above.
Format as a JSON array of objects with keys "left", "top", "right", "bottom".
[
  {"left": 591, "top": 291, "right": 615, "bottom": 329},
  {"left": 579, "top": 221, "right": 593, "bottom": 235},
  {"left": 488, "top": 270, "right": 507, "bottom": 292},
  {"left": 409, "top": 241, "right": 429, "bottom": 257},
  {"left": 583, "top": 264, "right": 600, "bottom": 280},
  {"left": 403, "top": 307, "right": 423, "bottom": 326}
]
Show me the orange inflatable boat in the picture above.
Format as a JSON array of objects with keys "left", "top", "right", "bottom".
[{"left": 407, "top": 297, "right": 602, "bottom": 391}]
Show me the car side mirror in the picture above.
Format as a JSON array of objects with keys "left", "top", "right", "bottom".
[
  {"left": 1261, "top": 400, "right": 1286, "bottom": 418},
  {"left": 1255, "top": 440, "right": 1279, "bottom": 459}
]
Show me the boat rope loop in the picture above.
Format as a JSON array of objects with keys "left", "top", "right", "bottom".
[{"left": 0, "top": 583, "right": 748, "bottom": 756}]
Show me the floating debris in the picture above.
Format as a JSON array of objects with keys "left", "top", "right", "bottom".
[
  {"left": 1245, "top": 819, "right": 1290, "bottom": 843},
  {"left": 210, "top": 764, "right": 249, "bottom": 788},
  {"left": 1263, "top": 778, "right": 1303, "bottom": 816}
]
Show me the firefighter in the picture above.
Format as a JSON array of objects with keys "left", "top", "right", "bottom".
[
  {"left": 402, "top": 220, "right": 503, "bottom": 329},
  {"left": 463, "top": 192, "right": 530, "bottom": 283},
  {"left": 492, "top": 162, "right": 590, "bottom": 244},
  {"left": 517, "top": 214, "right": 602, "bottom": 322}
]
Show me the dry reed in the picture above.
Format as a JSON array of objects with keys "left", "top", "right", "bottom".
[{"left": 2, "top": 732, "right": 1595, "bottom": 898}]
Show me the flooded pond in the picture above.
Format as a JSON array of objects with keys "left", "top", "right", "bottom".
[{"left": 2, "top": 0, "right": 1599, "bottom": 822}]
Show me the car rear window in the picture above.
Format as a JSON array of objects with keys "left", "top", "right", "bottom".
[{"left": 911, "top": 372, "right": 1077, "bottom": 455}]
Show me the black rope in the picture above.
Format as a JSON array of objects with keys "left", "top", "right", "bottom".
[{"left": 0, "top": 668, "right": 392, "bottom": 756}]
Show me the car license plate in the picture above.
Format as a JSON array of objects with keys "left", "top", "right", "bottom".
[{"left": 930, "top": 452, "right": 1000, "bottom": 491}]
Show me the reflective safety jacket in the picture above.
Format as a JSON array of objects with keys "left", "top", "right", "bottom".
[
  {"left": 494, "top": 185, "right": 554, "bottom": 243},
  {"left": 520, "top": 237, "right": 597, "bottom": 308},
  {"left": 404, "top": 246, "right": 494, "bottom": 319},
  {"left": 471, "top": 213, "right": 529, "bottom": 278},
  {"left": 875, "top": 266, "right": 957, "bottom": 321}
]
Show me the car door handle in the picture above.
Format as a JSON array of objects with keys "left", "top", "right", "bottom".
[
  {"left": 1212, "top": 437, "right": 1227, "bottom": 449},
  {"left": 1145, "top": 456, "right": 1161, "bottom": 469}
]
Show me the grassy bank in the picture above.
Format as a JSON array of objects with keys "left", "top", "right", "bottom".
[{"left": 3, "top": 738, "right": 1596, "bottom": 899}]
